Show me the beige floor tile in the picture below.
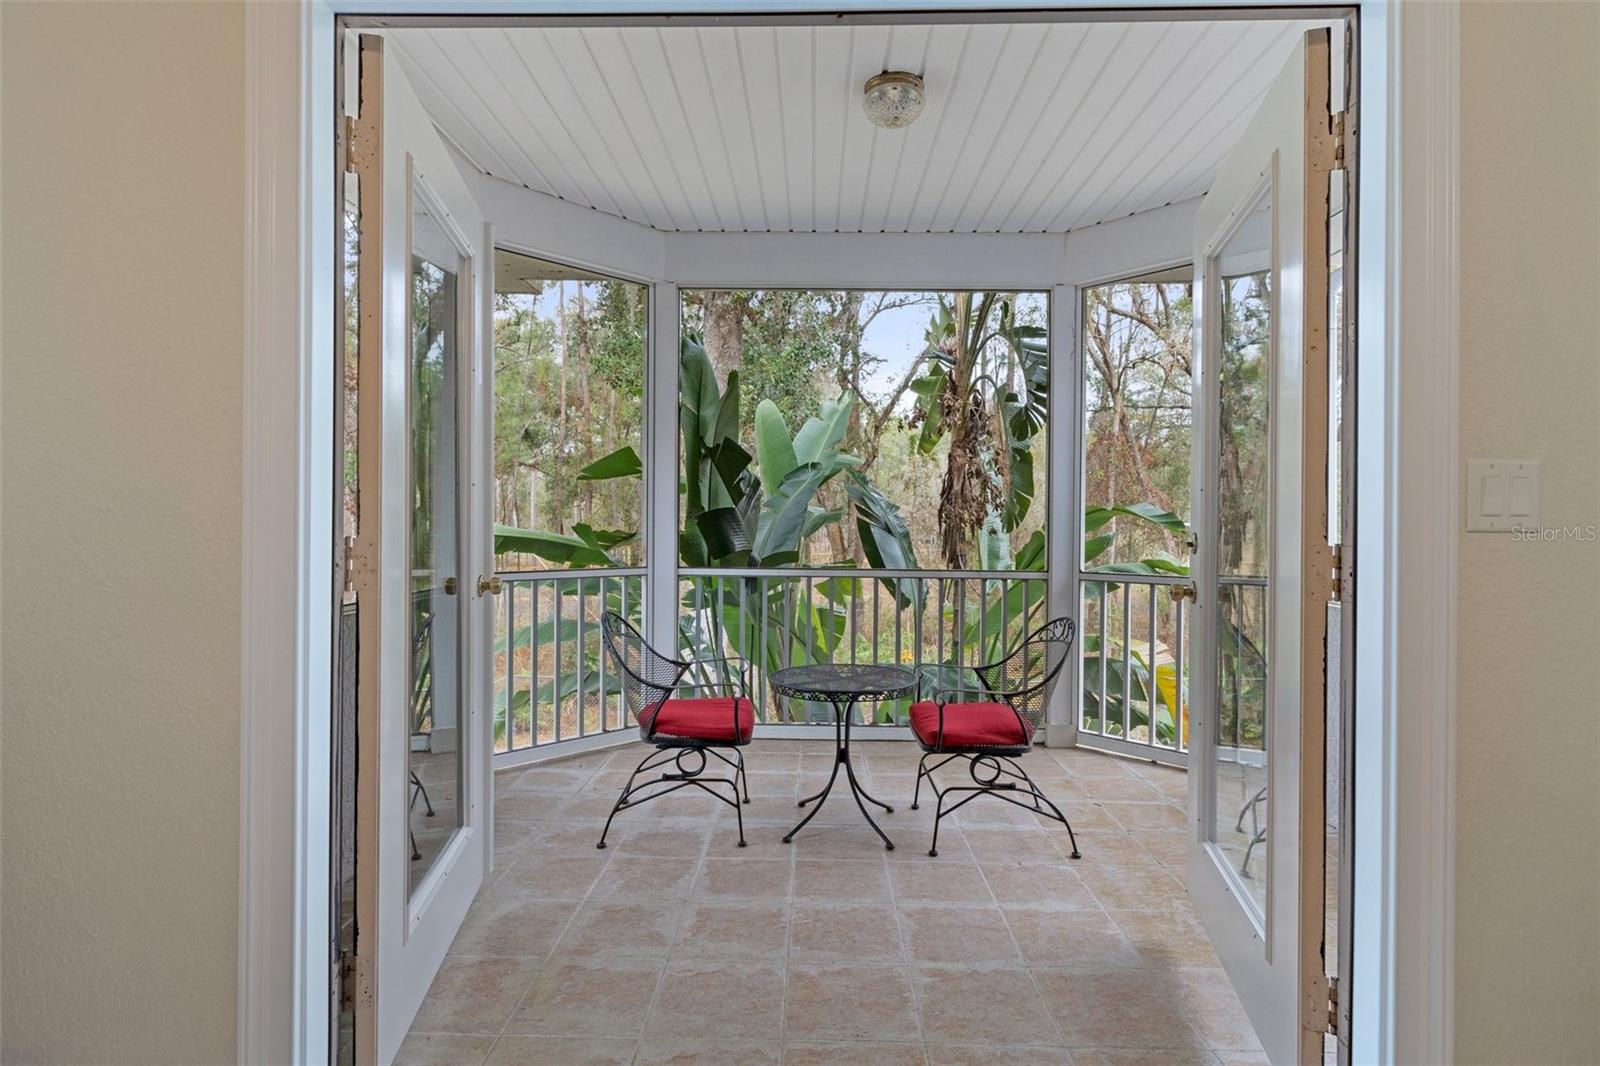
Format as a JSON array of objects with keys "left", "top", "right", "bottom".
[
  {"left": 912, "top": 964, "right": 1061, "bottom": 1046},
  {"left": 393, "top": 1032, "right": 497, "bottom": 1066},
  {"left": 1039, "top": 802, "right": 1123, "bottom": 832},
  {"left": 784, "top": 963, "right": 922, "bottom": 1042},
  {"left": 889, "top": 859, "right": 995, "bottom": 905},
  {"left": 495, "top": 791, "right": 572, "bottom": 823},
  {"left": 787, "top": 823, "right": 898, "bottom": 858},
  {"left": 484, "top": 1035, "right": 637, "bottom": 1065},
  {"left": 1078, "top": 863, "right": 1186, "bottom": 913},
  {"left": 449, "top": 896, "right": 575, "bottom": 958},
  {"left": 495, "top": 853, "right": 611, "bottom": 901},
  {"left": 793, "top": 857, "right": 891, "bottom": 902},
  {"left": 1068, "top": 830, "right": 1164, "bottom": 865},
  {"left": 601, "top": 822, "right": 715, "bottom": 857},
  {"left": 1107, "top": 911, "right": 1221, "bottom": 969},
  {"left": 1032, "top": 969, "right": 1207, "bottom": 1050},
  {"left": 927, "top": 1043, "right": 1075, "bottom": 1065},
  {"left": 693, "top": 856, "right": 793, "bottom": 900},
  {"left": 1098, "top": 801, "right": 1187, "bottom": 831},
  {"left": 1001, "top": 908, "right": 1143, "bottom": 970},
  {"left": 790, "top": 902, "right": 905, "bottom": 963},
  {"left": 410, "top": 957, "right": 541, "bottom": 1034},
  {"left": 675, "top": 900, "right": 789, "bottom": 959},
  {"left": 1075, "top": 773, "right": 1166, "bottom": 803},
  {"left": 647, "top": 959, "right": 787, "bottom": 1037},
  {"left": 511, "top": 821, "right": 613, "bottom": 856},
  {"left": 1170, "top": 969, "right": 1266, "bottom": 1053},
  {"left": 899, "top": 904, "right": 1022, "bottom": 965},
  {"left": 952, "top": 797, "right": 1050, "bottom": 828},
  {"left": 507, "top": 957, "right": 662, "bottom": 1037},
  {"left": 784, "top": 1040, "right": 929, "bottom": 1065},
  {"left": 502, "top": 766, "right": 596, "bottom": 795},
  {"left": 588, "top": 855, "right": 702, "bottom": 900},
  {"left": 963, "top": 828, "right": 1070, "bottom": 864},
  {"left": 637, "top": 1039, "right": 783, "bottom": 1065},
  {"left": 554, "top": 900, "right": 685, "bottom": 959},
  {"left": 1070, "top": 1050, "right": 1218, "bottom": 1066},
  {"left": 980, "top": 862, "right": 1099, "bottom": 909},
  {"left": 406, "top": 744, "right": 1261, "bottom": 1062}
]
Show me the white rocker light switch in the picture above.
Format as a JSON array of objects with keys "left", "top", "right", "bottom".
[{"left": 1466, "top": 459, "right": 1541, "bottom": 532}]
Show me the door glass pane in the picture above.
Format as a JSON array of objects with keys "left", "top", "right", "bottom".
[
  {"left": 409, "top": 195, "right": 464, "bottom": 897},
  {"left": 1210, "top": 188, "right": 1271, "bottom": 920}
]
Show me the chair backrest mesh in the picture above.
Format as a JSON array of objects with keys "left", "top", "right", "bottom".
[
  {"left": 601, "top": 612, "right": 686, "bottom": 740},
  {"left": 975, "top": 616, "right": 1075, "bottom": 739}
]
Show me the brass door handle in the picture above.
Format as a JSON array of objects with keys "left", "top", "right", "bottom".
[
  {"left": 442, "top": 577, "right": 458, "bottom": 596},
  {"left": 1169, "top": 584, "right": 1197, "bottom": 603},
  {"left": 477, "top": 575, "right": 503, "bottom": 597}
]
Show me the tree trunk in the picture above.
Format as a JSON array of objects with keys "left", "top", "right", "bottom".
[{"left": 702, "top": 291, "right": 747, "bottom": 383}]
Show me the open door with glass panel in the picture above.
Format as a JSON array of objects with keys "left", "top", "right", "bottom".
[
  {"left": 349, "top": 33, "right": 494, "bottom": 1065},
  {"left": 1186, "top": 28, "right": 1339, "bottom": 1065}
]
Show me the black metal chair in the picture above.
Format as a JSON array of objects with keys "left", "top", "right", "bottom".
[
  {"left": 909, "top": 617, "right": 1080, "bottom": 858},
  {"left": 597, "top": 612, "right": 754, "bottom": 849}
]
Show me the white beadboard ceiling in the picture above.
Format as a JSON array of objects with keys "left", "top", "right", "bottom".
[{"left": 388, "top": 19, "right": 1316, "bottom": 235}]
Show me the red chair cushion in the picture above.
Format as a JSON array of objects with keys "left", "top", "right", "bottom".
[
  {"left": 910, "top": 700, "right": 1031, "bottom": 749},
  {"left": 648, "top": 697, "right": 756, "bottom": 743}
]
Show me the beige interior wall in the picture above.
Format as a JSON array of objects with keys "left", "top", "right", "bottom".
[
  {"left": 1456, "top": 3, "right": 1600, "bottom": 1063},
  {"left": 0, "top": 3, "right": 245, "bottom": 1062}
]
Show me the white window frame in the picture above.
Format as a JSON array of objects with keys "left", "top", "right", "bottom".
[{"left": 242, "top": 4, "right": 1458, "bottom": 1064}]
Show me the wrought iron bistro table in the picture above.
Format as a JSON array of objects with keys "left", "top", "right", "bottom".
[{"left": 771, "top": 663, "right": 916, "bottom": 851}]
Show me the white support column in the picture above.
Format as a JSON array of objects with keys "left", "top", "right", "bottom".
[
  {"left": 645, "top": 282, "right": 681, "bottom": 652},
  {"left": 1045, "top": 282, "right": 1081, "bottom": 746}
]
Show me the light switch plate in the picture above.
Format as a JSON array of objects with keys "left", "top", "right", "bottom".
[{"left": 1466, "top": 459, "right": 1541, "bottom": 532}]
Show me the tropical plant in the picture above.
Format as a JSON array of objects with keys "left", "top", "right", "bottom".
[{"left": 908, "top": 294, "right": 1048, "bottom": 567}]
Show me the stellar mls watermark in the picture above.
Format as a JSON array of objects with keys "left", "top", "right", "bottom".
[{"left": 1510, "top": 524, "right": 1598, "bottom": 542}]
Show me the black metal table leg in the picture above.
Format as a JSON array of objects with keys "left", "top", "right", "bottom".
[{"left": 783, "top": 695, "right": 895, "bottom": 850}]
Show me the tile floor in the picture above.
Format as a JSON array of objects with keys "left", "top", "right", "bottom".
[{"left": 399, "top": 739, "right": 1264, "bottom": 1065}]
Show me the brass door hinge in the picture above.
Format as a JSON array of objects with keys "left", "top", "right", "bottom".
[
  {"left": 1331, "top": 110, "right": 1347, "bottom": 168},
  {"left": 1330, "top": 544, "right": 1344, "bottom": 600},
  {"left": 1326, "top": 975, "right": 1340, "bottom": 1036},
  {"left": 338, "top": 951, "right": 356, "bottom": 1012},
  {"left": 342, "top": 535, "right": 356, "bottom": 594},
  {"left": 342, "top": 114, "right": 357, "bottom": 173}
]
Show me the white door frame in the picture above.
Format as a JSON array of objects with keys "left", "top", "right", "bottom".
[{"left": 240, "top": 2, "right": 1457, "bottom": 1063}]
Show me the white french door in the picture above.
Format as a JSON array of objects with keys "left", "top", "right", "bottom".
[
  {"left": 351, "top": 33, "right": 494, "bottom": 1066},
  {"left": 1186, "top": 28, "right": 1338, "bottom": 1065}
]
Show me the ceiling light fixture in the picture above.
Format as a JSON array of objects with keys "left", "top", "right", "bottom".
[{"left": 862, "top": 71, "right": 925, "bottom": 129}]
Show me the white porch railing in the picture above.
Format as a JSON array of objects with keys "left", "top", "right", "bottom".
[
  {"left": 492, "top": 568, "right": 646, "bottom": 755},
  {"left": 492, "top": 567, "right": 1052, "bottom": 756},
  {"left": 677, "top": 568, "right": 1048, "bottom": 725},
  {"left": 495, "top": 565, "right": 1210, "bottom": 767},
  {"left": 1077, "top": 571, "right": 1193, "bottom": 763}
]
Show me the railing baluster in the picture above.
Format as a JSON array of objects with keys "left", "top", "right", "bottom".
[
  {"left": 871, "top": 579, "right": 880, "bottom": 668},
  {"left": 759, "top": 577, "right": 769, "bottom": 719},
  {"left": 977, "top": 573, "right": 988, "bottom": 664},
  {"left": 617, "top": 577, "right": 628, "bottom": 730},
  {"left": 501, "top": 581, "right": 513, "bottom": 753},
  {"left": 554, "top": 577, "right": 564, "bottom": 745},
  {"left": 1097, "top": 582, "right": 1108, "bottom": 736},
  {"left": 1175, "top": 595, "right": 1186, "bottom": 753},
  {"left": 913, "top": 581, "right": 924, "bottom": 678},
  {"left": 1121, "top": 581, "right": 1133, "bottom": 741},
  {"left": 999, "top": 577, "right": 1009, "bottom": 673},
  {"left": 1148, "top": 583, "right": 1159, "bottom": 750}
]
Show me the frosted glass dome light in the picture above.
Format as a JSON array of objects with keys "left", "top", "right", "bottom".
[{"left": 862, "top": 71, "right": 925, "bottom": 129}]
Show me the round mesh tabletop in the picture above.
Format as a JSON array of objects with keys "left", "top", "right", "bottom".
[{"left": 769, "top": 663, "right": 916, "bottom": 702}]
